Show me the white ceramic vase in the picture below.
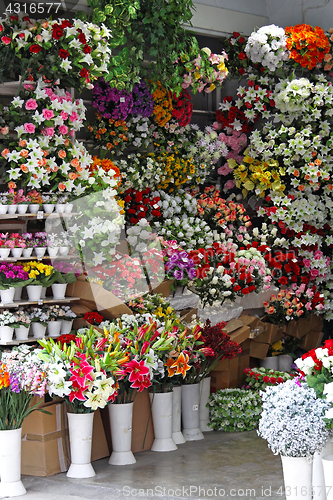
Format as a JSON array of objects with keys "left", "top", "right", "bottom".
[
  {"left": 61, "top": 320, "right": 73, "bottom": 334},
  {"left": 281, "top": 455, "right": 312, "bottom": 500},
  {"left": 47, "top": 247, "right": 59, "bottom": 257},
  {"left": 67, "top": 412, "right": 96, "bottom": 478},
  {"left": 15, "top": 325, "right": 30, "bottom": 341},
  {"left": 31, "top": 323, "right": 46, "bottom": 339},
  {"left": 11, "top": 248, "right": 23, "bottom": 258},
  {"left": 0, "top": 248, "right": 11, "bottom": 259},
  {"left": 260, "top": 356, "right": 279, "bottom": 370},
  {"left": 43, "top": 204, "right": 54, "bottom": 214},
  {"left": 51, "top": 283, "right": 67, "bottom": 299},
  {"left": 172, "top": 386, "right": 186, "bottom": 445},
  {"left": 313, "top": 438, "right": 333, "bottom": 500},
  {"left": 56, "top": 204, "right": 66, "bottom": 214},
  {"left": 0, "top": 205, "right": 8, "bottom": 214},
  {"left": 17, "top": 205, "right": 28, "bottom": 215},
  {"left": 0, "top": 428, "right": 26, "bottom": 497},
  {"left": 0, "top": 287, "right": 15, "bottom": 304},
  {"left": 22, "top": 248, "right": 33, "bottom": 258},
  {"left": 149, "top": 392, "right": 177, "bottom": 452},
  {"left": 278, "top": 355, "right": 293, "bottom": 372},
  {"left": 34, "top": 247, "right": 46, "bottom": 258},
  {"left": 26, "top": 285, "right": 42, "bottom": 302},
  {"left": 59, "top": 246, "right": 69, "bottom": 256},
  {"left": 13, "top": 287, "right": 22, "bottom": 302},
  {"left": 65, "top": 204, "right": 73, "bottom": 213},
  {"left": 29, "top": 204, "right": 39, "bottom": 214},
  {"left": 0, "top": 326, "right": 14, "bottom": 342},
  {"left": 108, "top": 403, "right": 136, "bottom": 465},
  {"left": 47, "top": 320, "right": 62, "bottom": 338},
  {"left": 7, "top": 205, "right": 17, "bottom": 214},
  {"left": 181, "top": 383, "right": 204, "bottom": 441},
  {"left": 199, "top": 377, "right": 212, "bottom": 432}
]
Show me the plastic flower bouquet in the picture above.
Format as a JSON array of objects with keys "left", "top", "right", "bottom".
[
  {"left": 12, "top": 309, "right": 31, "bottom": 328},
  {"left": 0, "top": 262, "right": 31, "bottom": 290},
  {"left": 28, "top": 306, "right": 50, "bottom": 327},
  {"left": 0, "top": 14, "right": 112, "bottom": 90},
  {"left": 243, "top": 367, "right": 295, "bottom": 391},
  {"left": 258, "top": 379, "right": 329, "bottom": 458},
  {"left": 38, "top": 327, "right": 125, "bottom": 413},
  {"left": 285, "top": 24, "right": 330, "bottom": 70},
  {"left": 0, "top": 345, "right": 49, "bottom": 429},
  {"left": 21, "top": 261, "right": 55, "bottom": 287},
  {"left": 245, "top": 24, "right": 289, "bottom": 72},
  {"left": 0, "top": 310, "right": 17, "bottom": 329}
]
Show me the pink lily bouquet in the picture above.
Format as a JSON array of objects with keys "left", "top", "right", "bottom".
[{"left": 38, "top": 327, "right": 126, "bottom": 413}]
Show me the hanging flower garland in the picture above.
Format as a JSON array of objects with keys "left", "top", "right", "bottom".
[{"left": 285, "top": 24, "right": 330, "bottom": 70}]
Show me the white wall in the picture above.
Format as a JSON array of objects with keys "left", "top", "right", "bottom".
[
  {"left": 266, "top": 0, "right": 333, "bottom": 30},
  {"left": 194, "top": 0, "right": 267, "bottom": 17}
]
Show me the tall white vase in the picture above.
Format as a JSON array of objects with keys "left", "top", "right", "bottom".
[
  {"left": 149, "top": 392, "right": 177, "bottom": 452},
  {"left": 322, "top": 455, "right": 333, "bottom": 500},
  {"left": 181, "top": 383, "right": 204, "bottom": 441},
  {"left": 199, "top": 377, "right": 212, "bottom": 432},
  {"left": 172, "top": 386, "right": 185, "bottom": 445},
  {"left": 0, "top": 428, "right": 26, "bottom": 497},
  {"left": 281, "top": 455, "right": 313, "bottom": 500},
  {"left": 108, "top": 403, "right": 136, "bottom": 465},
  {"left": 313, "top": 438, "right": 333, "bottom": 500},
  {"left": 67, "top": 412, "right": 96, "bottom": 478}
]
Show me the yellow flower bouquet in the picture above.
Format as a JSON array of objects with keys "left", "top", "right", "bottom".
[{"left": 20, "top": 261, "right": 55, "bottom": 287}]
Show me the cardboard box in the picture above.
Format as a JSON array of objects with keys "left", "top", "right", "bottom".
[
  {"left": 239, "top": 314, "right": 266, "bottom": 339},
  {"left": 223, "top": 318, "right": 243, "bottom": 334},
  {"left": 67, "top": 280, "right": 133, "bottom": 319},
  {"left": 300, "top": 330, "right": 324, "bottom": 351},
  {"left": 258, "top": 320, "right": 286, "bottom": 344},
  {"left": 22, "top": 402, "right": 70, "bottom": 476},
  {"left": 229, "top": 325, "right": 250, "bottom": 345},
  {"left": 179, "top": 308, "right": 198, "bottom": 324},
  {"left": 240, "top": 339, "right": 269, "bottom": 360},
  {"left": 152, "top": 280, "right": 174, "bottom": 298},
  {"left": 210, "top": 357, "right": 239, "bottom": 391}
]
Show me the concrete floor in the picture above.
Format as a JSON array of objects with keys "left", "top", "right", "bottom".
[{"left": 17, "top": 431, "right": 285, "bottom": 500}]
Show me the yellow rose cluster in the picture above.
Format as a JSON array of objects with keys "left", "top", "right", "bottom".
[{"left": 233, "top": 154, "right": 286, "bottom": 198}]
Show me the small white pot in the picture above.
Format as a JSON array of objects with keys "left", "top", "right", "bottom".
[
  {"left": 17, "top": 204, "right": 28, "bottom": 214},
  {"left": 43, "top": 204, "right": 55, "bottom": 214},
  {"left": 199, "top": 377, "right": 212, "bottom": 432},
  {"left": 41, "top": 286, "right": 47, "bottom": 299},
  {"left": 34, "top": 247, "right": 46, "bottom": 258},
  {"left": 13, "top": 287, "right": 22, "bottom": 301},
  {"left": 0, "top": 248, "right": 11, "bottom": 259},
  {"left": 47, "top": 320, "right": 62, "bottom": 338},
  {"left": 108, "top": 403, "right": 136, "bottom": 465},
  {"left": 181, "top": 383, "right": 204, "bottom": 441},
  {"left": 11, "top": 248, "right": 23, "bottom": 258},
  {"left": 0, "top": 287, "right": 15, "bottom": 304},
  {"left": 7, "top": 205, "right": 17, "bottom": 214},
  {"left": 51, "top": 283, "right": 67, "bottom": 300},
  {"left": 281, "top": 455, "right": 312, "bottom": 500},
  {"left": 47, "top": 246, "right": 59, "bottom": 257},
  {"left": 22, "top": 248, "right": 33, "bottom": 258},
  {"left": 67, "top": 412, "right": 96, "bottom": 478},
  {"left": 56, "top": 204, "right": 66, "bottom": 214},
  {"left": 65, "top": 204, "right": 73, "bottom": 213},
  {"left": 278, "top": 354, "right": 294, "bottom": 372},
  {"left": 61, "top": 319, "right": 73, "bottom": 334},
  {"left": 0, "top": 205, "right": 8, "bottom": 215},
  {"left": 59, "top": 246, "right": 69, "bottom": 256},
  {"left": 15, "top": 325, "right": 30, "bottom": 340},
  {"left": 31, "top": 323, "right": 46, "bottom": 339},
  {"left": 0, "top": 428, "right": 26, "bottom": 498},
  {"left": 260, "top": 356, "right": 279, "bottom": 371},
  {"left": 172, "top": 386, "right": 186, "bottom": 445},
  {"left": 0, "top": 326, "right": 14, "bottom": 342},
  {"left": 29, "top": 204, "right": 40, "bottom": 214},
  {"left": 149, "top": 392, "right": 177, "bottom": 452},
  {"left": 26, "top": 285, "right": 42, "bottom": 302}
]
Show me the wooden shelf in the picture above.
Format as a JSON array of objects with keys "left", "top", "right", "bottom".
[
  {"left": 0, "top": 255, "right": 78, "bottom": 262},
  {"left": 0, "top": 297, "right": 80, "bottom": 308},
  {"left": 0, "top": 212, "right": 77, "bottom": 220}
]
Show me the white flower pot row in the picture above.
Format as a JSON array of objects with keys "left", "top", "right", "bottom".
[
  {"left": 0, "top": 320, "right": 74, "bottom": 342},
  {"left": 0, "top": 204, "right": 73, "bottom": 215},
  {"left": 0, "top": 284, "right": 68, "bottom": 304},
  {"left": 0, "top": 246, "right": 70, "bottom": 260}
]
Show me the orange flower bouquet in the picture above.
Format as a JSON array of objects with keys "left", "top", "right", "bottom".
[{"left": 285, "top": 24, "right": 330, "bottom": 70}]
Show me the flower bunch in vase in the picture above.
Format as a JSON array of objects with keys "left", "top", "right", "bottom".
[
  {"left": 0, "top": 263, "right": 30, "bottom": 304},
  {"left": 46, "top": 305, "right": 66, "bottom": 338},
  {"left": 0, "top": 310, "right": 17, "bottom": 341},
  {"left": 12, "top": 309, "right": 31, "bottom": 340},
  {"left": 21, "top": 261, "right": 55, "bottom": 301},
  {"left": 27, "top": 306, "right": 50, "bottom": 339},
  {"left": 59, "top": 306, "right": 76, "bottom": 334}
]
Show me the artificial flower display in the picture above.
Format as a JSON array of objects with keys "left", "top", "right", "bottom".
[
  {"left": 263, "top": 286, "right": 325, "bottom": 323},
  {"left": 245, "top": 24, "right": 289, "bottom": 72},
  {"left": 180, "top": 47, "right": 228, "bottom": 93},
  {"left": 285, "top": 24, "right": 330, "bottom": 70},
  {"left": 0, "top": 262, "right": 30, "bottom": 289},
  {"left": 243, "top": 367, "right": 295, "bottom": 391}
]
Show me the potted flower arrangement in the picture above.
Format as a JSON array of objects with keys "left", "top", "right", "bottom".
[
  {"left": 30, "top": 232, "right": 48, "bottom": 258},
  {"left": 12, "top": 309, "right": 31, "bottom": 341},
  {"left": 38, "top": 326, "right": 125, "bottom": 478},
  {"left": 49, "top": 259, "right": 78, "bottom": 299},
  {"left": 28, "top": 306, "right": 49, "bottom": 339},
  {"left": 21, "top": 233, "right": 34, "bottom": 258},
  {"left": 0, "top": 310, "right": 17, "bottom": 342},
  {"left": 46, "top": 305, "right": 66, "bottom": 339},
  {"left": 258, "top": 379, "right": 329, "bottom": 500},
  {"left": 7, "top": 233, "right": 26, "bottom": 259},
  {"left": 46, "top": 233, "right": 62, "bottom": 258},
  {"left": 26, "top": 190, "right": 43, "bottom": 214},
  {"left": 42, "top": 193, "right": 58, "bottom": 215},
  {"left": 59, "top": 306, "right": 76, "bottom": 335},
  {"left": 12, "top": 189, "right": 29, "bottom": 215},
  {"left": 0, "top": 262, "right": 30, "bottom": 304},
  {"left": 0, "top": 345, "right": 49, "bottom": 497},
  {"left": 21, "top": 261, "right": 55, "bottom": 302},
  {"left": 0, "top": 233, "right": 13, "bottom": 260}
]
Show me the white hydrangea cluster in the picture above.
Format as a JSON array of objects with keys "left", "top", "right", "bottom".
[
  {"left": 258, "top": 379, "right": 329, "bottom": 459},
  {"left": 245, "top": 24, "right": 289, "bottom": 72}
]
